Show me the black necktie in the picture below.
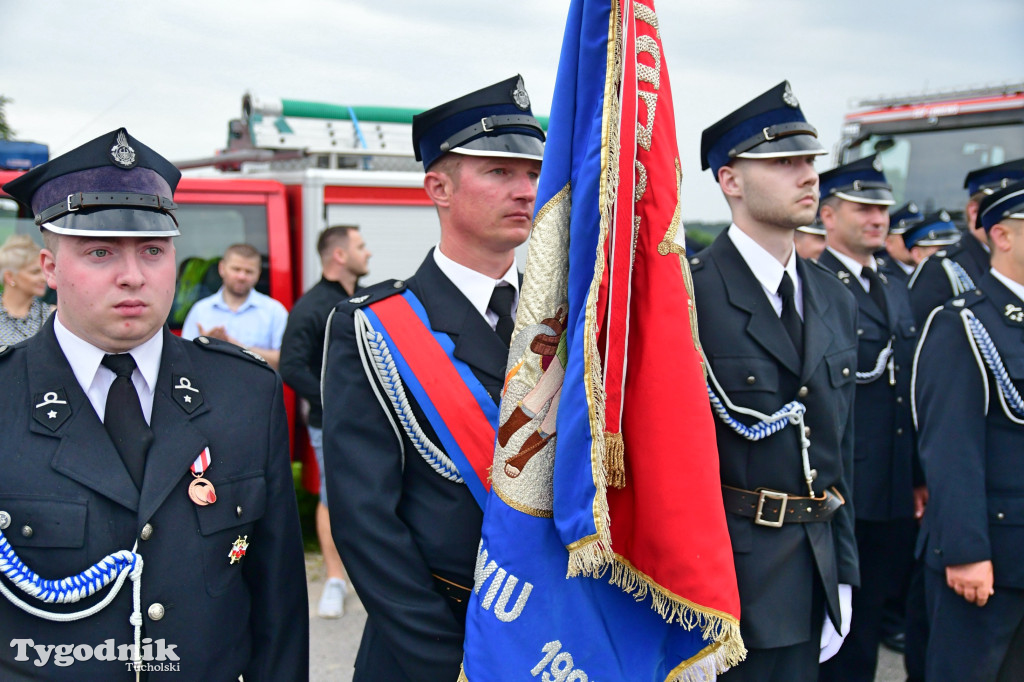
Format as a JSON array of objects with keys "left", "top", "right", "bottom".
[
  {"left": 488, "top": 285, "right": 515, "bottom": 348},
  {"left": 778, "top": 272, "right": 804, "bottom": 357},
  {"left": 101, "top": 353, "right": 152, "bottom": 489},
  {"left": 862, "top": 268, "right": 889, "bottom": 320}
]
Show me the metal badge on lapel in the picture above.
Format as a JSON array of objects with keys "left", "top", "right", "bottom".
[
  {"left": 229, "top": 535, "right": 249, "bottom": 564},
  {"left": 1005, "top": 304, "right": 1024, "bottom": 324},
  {"left": 188, "top": 447, "right": 217, "bottom": 506},
  {"left": 172, "top": 375, "right": 204, "bottom": 413},
  {"left": 32, "top": 390, "right": 71, "bottom": 431}
]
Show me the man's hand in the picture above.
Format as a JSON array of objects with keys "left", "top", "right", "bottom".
[
  {"left": 197, "top": 324, "right": 240, "bottom": 346},
  {"left": 946, "top": 560, "right": 994, "bottom": 606},
  {"left": 913, "top": 485, "right": 928, "bottom": 521}
]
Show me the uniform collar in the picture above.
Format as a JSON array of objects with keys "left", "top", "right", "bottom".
[
  {"left": 433, "top": 245, "right": 519, "bottom": 320},
  {"left": 53, "top": 313, "right": 162, "bottom": 398},
  {"left": 727, "top": 224, "right": 802, "bottom": 314},
  {"left": 825, "top": 246, "right": 875, "bottom": 280}
]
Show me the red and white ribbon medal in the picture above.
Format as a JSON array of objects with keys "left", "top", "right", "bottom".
[{"left": 188, "top": 447, "right": 217, "bottom": 506}]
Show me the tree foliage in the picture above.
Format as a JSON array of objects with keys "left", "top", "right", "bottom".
[{"left": 0, "top": 95, "right": 15, "bottom": 141}]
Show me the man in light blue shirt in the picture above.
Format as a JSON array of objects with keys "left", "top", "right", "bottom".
[{"left": 182, "top": 243, "right": 288, "bottom": 369}]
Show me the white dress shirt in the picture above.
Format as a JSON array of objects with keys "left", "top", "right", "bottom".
[
  {"left": 728, "top": 225, "right": 803, "bottom": 319},
  {"left": 53, "top": 314, "right": 162, "bottom": 424},
  {"left": 433, "top": 246, "right": 519, "bottom": 330},
  {"left": 991, "top": 267, "right": 1024, "bottom": 304}
]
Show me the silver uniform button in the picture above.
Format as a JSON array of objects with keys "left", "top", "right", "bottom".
[
  {"left": 798, "top": 386, "right": 809, "bottom": 398},
  {"left": 198, "top": 336, "right": 210, "bottom": 344},
  {"left": 0, "top": 511, "right": 9, "bottom": 530},
  {"left": 842, "top": 368, "right": 851, "bottom": 377},
  {"left": 21, "top": 525, "right": 33, "bottom": 538},
  {"left": 996, "top": 512, "right": 1005, "bottom": 520},
  {"left": 236, "top": 505, "right": 243, "bottom": 518},
  {"left": 140, "top": 523, "right": 154, "bottom": 541},
  {"left": 746, "top": 376, "right": 756, "bottom": 385},
  {"left": 148, "top": 603, "right": 165, "bottom": 621}
]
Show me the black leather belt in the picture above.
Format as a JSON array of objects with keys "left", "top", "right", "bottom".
[
  {"left": 432, "top": 572, "right": 471, "bottom": 622},
  {"left": 722, "top": 485, "right": 844, "bottom": 528}
]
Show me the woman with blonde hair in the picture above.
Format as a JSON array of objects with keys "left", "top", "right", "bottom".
[{"left": 0, "top": 234, "right": 53, "bottom": 344}]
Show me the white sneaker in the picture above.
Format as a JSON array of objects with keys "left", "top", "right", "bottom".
[{"left": 317, "top": 578, "right": 347, "bottom": 619}]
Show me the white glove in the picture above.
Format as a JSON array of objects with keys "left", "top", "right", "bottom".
[{"left": 819, "top": 583, "right": 853, "bottom": 662}]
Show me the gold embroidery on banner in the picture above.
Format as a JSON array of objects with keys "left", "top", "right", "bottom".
[
  {"left": 456, "top": 668, "right": 469, "bottom": 682},
  {"left": 494, "top": 484, "right": 554, "bottom": 519}
]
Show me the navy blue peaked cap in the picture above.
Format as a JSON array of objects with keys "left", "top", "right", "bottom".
[
  {"left": 963, "top": 157, "right": 1024, "bottom": 197},
  {"left": 700, "top": 80, "right": 825, "bottom": 178},
  {"left": 978, "top": 180, "right": 1024, "bottom": 232},
  {"left": 902, "top": 209, "right": 959, "bottom": 248},
  {"left": 2, "top": 128, "right": 181, "bottom": 238},
  {"left": 819, "top": 155, "right": 894, "bottom": 206},
  {"left": 888, "top": 201, "right": 924, "bottom": 235},
  {"left": 412, "top": 75, "right": 545, "bottom": 172}
]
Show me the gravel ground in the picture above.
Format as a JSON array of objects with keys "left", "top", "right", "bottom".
[{"left": 305, "top": 553, "right": 906, "bottom": 681}]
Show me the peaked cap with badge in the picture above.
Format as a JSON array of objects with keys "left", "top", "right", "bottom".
[
  {"left": 963, "top": 157, "right": 1024, "bottom": 197},
  {"left": 888, "top": 201, "right": 924, "bottom": 236},
  {"left": 2, "top": 128, "right": 181, "bottom": 238},
  {"left": 978, "top": 179, "right": 1024, "bottom": 232},
  {"left": 700, "top": 80, "right": 827, "bottom": 178},
  {"left": 0, "top": 129, "right": 307, "bottom": 679},
  {"left": 902, "top": 209, "right": 960, "bottom": 249},
  {"left": 819, "top": 154, "right": 895, "bottom": 206},
  {"left": 412, "top": 74, "right": 545, "bottom": 171}
]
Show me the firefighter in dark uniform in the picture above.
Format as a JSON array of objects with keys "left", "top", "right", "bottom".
[
  {"left": 876, "top": 201, "right": 924, "bottom": 284},
  {"left": 813, "top": 157, "right": 920, "bottom": 682},
  {"left": 320, "top": 76, "right": 544, "bottom": 682},
  {"left": 913, "top": 180, "right": 1024, "bottom": 681},
  {"left": 691, "top": 81, "right": 859, "bottom": 682},
  {"left": 0, "top": 129, "right": 308, "bottom": 680},
  {"left": 908, "top": 158, "right": 1024, "bottom": 326}
]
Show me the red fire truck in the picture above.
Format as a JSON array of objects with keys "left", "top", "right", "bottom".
[
  {"left": 835, "top": 82, "right": 1024, "bottom": 223},
  {"left": 0, "top": 93, "right": 544, "bottom": 491}
]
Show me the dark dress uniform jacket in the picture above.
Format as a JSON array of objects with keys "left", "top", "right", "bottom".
[
  {"left": 915, "top": 272, "right": 1024, "bottom": 588},
  {"left": 817, "top": 250, "right": 920, "bottom": 520},
  {"left": 690, "top": 232, "right": 860, "bottom": 649},
  {"left": 0, "top": 321, "right": 308, "bottom": 680},
  {"left": 908, "top": 235, "right": 990, "bottom": 326},
  {"left": 322, "top": 251, "right": 506, "bottom": 682}
]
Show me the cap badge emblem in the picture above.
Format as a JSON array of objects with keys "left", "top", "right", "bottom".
[
  {"left": 110, "top": 130, "right": 136, "bottom": 168},
  {"left": 1005, "top": 304, "right": 1024, "bottom": 323},
  {"left": 511, "top": 77, "right": 531, "bottom": 111},
  {"left": 782, "top": 83, "right": 799, "bottom": 108},
  {"left": 939, "top": 210, "right": 950, "bottom": 222},
  {"left": 908, "top": 202, "right": 919, "bottom": 213},
  {"left": 872, "top": 156, "right": 883, "bottom": 172}
]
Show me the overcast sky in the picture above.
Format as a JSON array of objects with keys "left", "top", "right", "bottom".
[{"left": 3, "top": 0, "right": 1022, "bottom": 221}]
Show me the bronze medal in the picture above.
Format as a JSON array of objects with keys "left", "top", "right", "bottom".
[{"left": 188, "top": 476, "right": 217, "bottom": 506}]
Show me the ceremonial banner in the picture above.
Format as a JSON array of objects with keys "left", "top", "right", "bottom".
[{"left": 461, "top": 0, "right": 744, "bottom": 680}]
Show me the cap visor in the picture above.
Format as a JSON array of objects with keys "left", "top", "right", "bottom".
[
  {"left": 450, "top": 133, "right": 544, "bottom": 162},
  {"left": 42, "top": 208, "right": 180, "bottom": 238},
  {"left": 832, "top": 188, "right": 896, "bottom": 206},
  {"left": 735, "top": 134, "right": 826, "bottom": 159}
]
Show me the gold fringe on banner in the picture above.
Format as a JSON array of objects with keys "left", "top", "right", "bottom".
[{"left": 603, "top": 431, "right": 626, "bottom": 489}]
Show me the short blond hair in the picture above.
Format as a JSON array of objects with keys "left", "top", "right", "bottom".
[{"left": 0, "top": 234, "right": 42, "bottom": 282}]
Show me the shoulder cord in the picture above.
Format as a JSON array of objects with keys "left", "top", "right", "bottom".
[
  {"left": 353, "top": 309, "right": 464, "bottom": 482},
  {"left": 0, "top": 534, "right": 144, "bottom": 675},
  {"left": 856, "top": 338, "right": 894, "bottom": 385},
  {"left": 702, "top": 351, "right": 816, "bottom": 497},
  {"left": 942, "top": 259, "right": 976, "bottom": 296},
  {"left": 961, "top": 309, "right": 1024, "bottom": 424}
]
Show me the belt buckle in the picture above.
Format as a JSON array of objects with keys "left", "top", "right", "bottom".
[{"left": 754, "top": 489, "right": 788, "bottom": 527}]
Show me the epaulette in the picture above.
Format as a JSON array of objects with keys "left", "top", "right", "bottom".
[
  {"left": 336, "top": 278, "right": 408, "bottom": 311},
  {"left": 687, "top": 255, "right": 706, "bottom": 272},
  {"left": 0, "top": 337, "right": 31, "bottom": 361},
  {"left": 192, "top": 336, "right": 274, "bottom": 370},
  {"left": 944, "top": 288, "right": 986, "bottom": 310}
]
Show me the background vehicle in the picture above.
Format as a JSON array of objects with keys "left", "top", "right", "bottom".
[{"left": 836, "top": 82, "right": 1024, "bottom": 223}]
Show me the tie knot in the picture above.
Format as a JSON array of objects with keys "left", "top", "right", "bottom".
[
  {"left": 102, "top": 353, "right": 138, "bottom": 379},
  {"left": 777, "top": 272, "right": 796, "bottom": 299},
  {"left": 488, "top": 284, "right": 515, "bottom": 317}
]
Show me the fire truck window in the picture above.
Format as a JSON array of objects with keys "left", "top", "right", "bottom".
[
  {"left": 847, "top": 125, "right": 1024, "bottom": 217},
  {"left": 168, "top": 204, "right": 270, "bottom": 331}
]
